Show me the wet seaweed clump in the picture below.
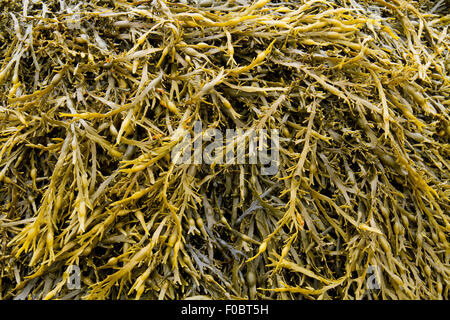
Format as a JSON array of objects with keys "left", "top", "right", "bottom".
[{"left": 0, "top": 0, "right": 449, "bottom": 300}]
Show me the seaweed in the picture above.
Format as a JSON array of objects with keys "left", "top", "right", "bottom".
[{"left": 0, "top": 0, "right": 448, "bottom": 300}]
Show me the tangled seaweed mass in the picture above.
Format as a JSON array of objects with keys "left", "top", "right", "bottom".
[{"left": 0, "top": 0, "right": 449, "bottom": 300}]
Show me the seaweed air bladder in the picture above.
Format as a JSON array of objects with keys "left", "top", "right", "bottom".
[{"left": 0, "top": 0, "right": 448, "bottom": 300}]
